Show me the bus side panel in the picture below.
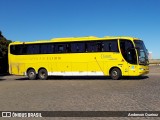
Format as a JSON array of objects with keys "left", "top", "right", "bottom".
[
  {"left": 56, "top": 62, "right": 72, "bottom": 75},
  {"left": 88, "top": 61, "right": 104, "bottom": 75},
  {"left": 10, "top": 63, "right": 19, "bottom": 75},
  {"left": 101, "top": 53, "right": 129, "bottom": 76},
  {"left": 72, "top": 62, "right": 88, "bottom": 76}
]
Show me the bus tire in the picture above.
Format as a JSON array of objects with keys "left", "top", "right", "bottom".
[
  {"left": 38, "top": 68, "right": 48, "bottom": 80},
  {"left": 110, "top": 68, "right": 121, "bottom": 80},
  {"left": 27, "top": 68, "right": 36, "bottom": 80}
]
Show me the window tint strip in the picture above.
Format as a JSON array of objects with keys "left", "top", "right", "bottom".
[{"left": 10, "top": 40, "right": 119, "bottom": 55}]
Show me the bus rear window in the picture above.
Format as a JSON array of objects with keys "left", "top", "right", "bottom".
[{"left": 10, "top": 45, "right": 24, "bottom": 55}]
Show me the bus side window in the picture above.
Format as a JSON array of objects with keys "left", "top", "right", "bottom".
[
  {"left": 55, "top": 44, "right": 67, "bottom": 53},
  {"left": 109, "top": 43, "right": 112, "bottom": 51},
  {"left": 97, "top": 42, "right": 102, "bottom": 52},
  {"left": 21, "top": 45, "right": 27, "bottom": 54},
  {"left": 66, "top": 44, "right": 70, "bottom": 53},
  {"left": 71, "top": 42, "right": 85, "bottom": 53},
  {"left": 26, "top": 44, "right": 40, "bottom": 54},
  {"left": 41, "top": 44, "right": 47, "bottom": 54},
  {"left": 71, "top": 43, "right": 78, "bottom": 52},
  {"left": 103, "top": 40, "right": 118, "bottom": 52},
  {"left": 34, "top": 45, "right": 39, "bottom": 54},
  {"left": 58, "top": 45, "right": 64, "bottom": 53},
  {"left": 10, "top": 45, "right": 21, "bottom": 55},
  {"left": 86, "top": 42, "right": 100, "bottom": 52},
  {"left": 10, "top": 45, "right": 27, "bottom": 55},
  {"left": 109, "top": 41, "right": 119, "bottom": 52},
  {"left": 103, "top": 41, "right": 109, "bottom": 52},
  {"left": 40, "top": 44, "right": 54, "bottom": 54},
  {"left": 26, "top": 45, "right": 33, "bottom": 54},
  {"left": 79, "top": 43, "right": 85, "bottom": 52},
  {"left": 86, "top": 42, "right": 93, "bottom": 52},
  {"left": 10, "top": 45, "right": 15, "bottom": 54}
]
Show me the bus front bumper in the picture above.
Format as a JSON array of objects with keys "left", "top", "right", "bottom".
[{"left": 138, "top": 66, "right": 149, "bottom": 75}]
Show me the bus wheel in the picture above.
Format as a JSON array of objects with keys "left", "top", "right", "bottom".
[
  {"left": 110, "top": 68, "right": 121, "bottom": 80},
  {"left": 27, "top": 69, "right": 36, "bottom": 80},
  {"left": 38, "top": 68, "right": 48, "bottom": 80}
]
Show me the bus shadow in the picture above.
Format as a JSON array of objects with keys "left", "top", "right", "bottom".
[
  {"left": 0, "top": 76, "right": 7, "bottom": 81},
  {"left": 121, "top": 76, "right": 149, "bottom": 80},
  {"left": 0, "top": 79, "right": 6, "bottom": 81},
  {"left": 15, "top": 76, "right": 149, "bottom": 81}
]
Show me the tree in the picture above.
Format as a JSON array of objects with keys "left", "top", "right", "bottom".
[{"left": 0, "top": 31, "right": 12, "bottom": 74}]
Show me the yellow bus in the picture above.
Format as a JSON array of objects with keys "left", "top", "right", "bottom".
[{"left": 8, "top": 36, "right": 149, "bottom": 80}]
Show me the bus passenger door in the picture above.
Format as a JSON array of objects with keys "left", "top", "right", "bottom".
[
  {"left": 126, "top": 49, "right": 138, "bottom": 76},
  {"left": 120, "top": 40, "right": 138, "bottom": 76}
]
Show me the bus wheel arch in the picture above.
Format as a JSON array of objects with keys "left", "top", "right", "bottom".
[
  {"left": 38, "top": 67, "right": 48, "bottom": 80},
  {"left": 109, "top": 67, "right": 122, "bottom": 80},
  {"left": 27, "top": 68, "right": 36, "bottom": 80}
]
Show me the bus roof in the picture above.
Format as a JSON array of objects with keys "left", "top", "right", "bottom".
[{"left": 10, "top": 36, "right": 140, "bottom": 44}]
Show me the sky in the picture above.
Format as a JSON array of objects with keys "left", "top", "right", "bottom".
[{"left": 0, "top": 0, "right": 160, "bottom": 59}]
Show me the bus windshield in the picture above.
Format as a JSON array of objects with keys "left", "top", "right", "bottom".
[{"left": 134, "top": 40, "right": 149, "bottom": 65}]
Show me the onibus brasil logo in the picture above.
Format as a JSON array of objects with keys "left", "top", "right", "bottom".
[{"left": 2, "top": 112, "right": 42, "bottom": 118}]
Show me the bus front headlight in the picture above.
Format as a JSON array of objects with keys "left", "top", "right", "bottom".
[{"left": 139, "top": 68, "right": 145, "bottom": 71}]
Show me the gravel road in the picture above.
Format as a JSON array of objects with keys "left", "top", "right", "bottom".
[{"left": 0, "top": 65, "right": 160, "bottom": 120}]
